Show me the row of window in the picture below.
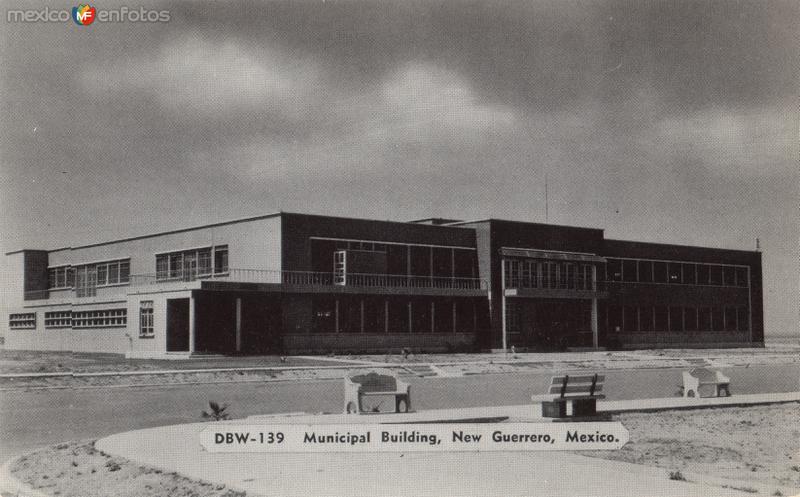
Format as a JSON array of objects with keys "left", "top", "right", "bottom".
[
  {"left": 503, "top": 260, "right": 594, "bottom": 291},
  {"left": 9, "top": 309, "right": 128, "bottom": 329},
  {"left": 608, "top": 305, "right": 749, "bottom": 333},
  {"left": 9, "top": 313, "right": 36, "bottom": 329},
  {"left": 606, "top": 259, "right": 748, "bottom": 287},
  {"left": 49, "top": 259, "right": 132, "bottom": 291},
  {"left": 155, "top": 246, "right": 228, "bottom": 281},
  {"left": 334, "top": 240, "right": 389, "bottom": 253}
]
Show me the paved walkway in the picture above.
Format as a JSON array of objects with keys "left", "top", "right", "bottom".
[{"left": 95, "top": 393, "right": 800, "bottom": 497}]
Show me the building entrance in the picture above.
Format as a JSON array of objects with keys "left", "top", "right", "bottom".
[{"left": 514, "top": 299, "right": 592, "bottom": 350}]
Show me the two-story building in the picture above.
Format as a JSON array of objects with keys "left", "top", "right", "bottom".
[{"left": 2, "top": 212, "right": 763, "bottom": 357}]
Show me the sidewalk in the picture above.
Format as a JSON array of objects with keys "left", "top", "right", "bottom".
[{"left": 95, "top": 393, "right": 800, "bottom": 497}]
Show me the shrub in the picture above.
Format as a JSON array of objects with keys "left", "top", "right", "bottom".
[
  {"left": 201, "top": 401, "right": 230, "bottom": 421},
  {"left": 668, "top": 471, "right": 686, "bottom": 481}
]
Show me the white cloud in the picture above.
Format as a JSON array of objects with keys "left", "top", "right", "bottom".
[{"left": 79, "top": 36, "right": 322, "bottom": 118}]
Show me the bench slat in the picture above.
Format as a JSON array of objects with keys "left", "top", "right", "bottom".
[
  {"left": 551, "top": 375, "right": 605, "bottom": 385},
  {"left": 548, "top": 384, "right": 604, "bottom": 395}
]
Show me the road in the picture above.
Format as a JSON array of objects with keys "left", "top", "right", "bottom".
[{"left": 1, "top": 363, "right": 798, "bottom": 462}]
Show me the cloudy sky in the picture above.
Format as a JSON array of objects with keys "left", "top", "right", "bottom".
[{"left": 1, "top": 0, "right": 797, "bottom": 334}]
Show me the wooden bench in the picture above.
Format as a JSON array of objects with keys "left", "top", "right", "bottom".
[
  {"left": 682, "top": 368, "right": 730, "bottom": 398},
  {"left": 532, "top": 374, "right": 607, "bottom": 421},
  {"left": 344, "top": 371, "right": 411, "bottom": 414}
]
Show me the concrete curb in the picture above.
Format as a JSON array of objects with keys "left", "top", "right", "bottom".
[{"left": 0, "top": 456, "right": 52, "bottom": 497}]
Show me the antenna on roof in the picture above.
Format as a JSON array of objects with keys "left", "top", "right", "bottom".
[{"left": 755, "top": 238, "right": 760, "bottom": 251}]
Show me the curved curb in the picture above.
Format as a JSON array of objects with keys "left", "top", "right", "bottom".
[{"left": 0, "top": 456, "right": 52, "bottom": 497}]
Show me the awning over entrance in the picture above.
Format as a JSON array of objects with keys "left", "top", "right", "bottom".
[{"left": 500, "top": 247, "right": 606, "bottom": 263}]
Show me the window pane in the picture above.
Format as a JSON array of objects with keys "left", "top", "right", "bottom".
[
  {"left": 607, "top": 305, "right": 622, "bottom": 333},
  {"left": 735, "top": 267, "right": 748, "bottom": 287},
  {"left": 699, "top": 307, "right": 712, "bottom": 330},
  {"left": 638, "top": 261, "right": 652, "bottom": 283},
  {"left": 119, "top": 261, "right": 130, "bottom": 283},
  {"left": 623, "top": 306, "right": 638, "bottom": 331},
  {"left": 654, "top": 306, "right": 668, "bottom": 331},
  {"left": 737, "top": 307, "right": 749, "bottom": 331},
  {"left": 668, "top": 263, "right": 682, "bottom": 284},
  {"left": 214, "top": 246, "right": 228, "bottom": 273},
  {"left": 653, "top": 262, "right": 667, "bottom": 283},
  {"left": 682, "top": 263, "right": 695, "bottom": 284},
  {"left": 108, "top": 263, "right": 119, "bottom": 284},
  {"left": 723, "top": 266, "right": 736, "bottom": 286},
  {"left": 622, "top": 260, "right": 637, "bottom": 282},
  {"left": 639, "top": 307, "right": 653, "bottom": 331},
  {"left": 198, "top": 249, "right": 212, "bottom": 274},
  {"left": 709, "top": 266, "right": 723, "bottom": 286},
  {"left": 96, "top": 264, "right": 107, "bottom": 285},
  {"left": 712, "top": 307, "right": 724, "bottom": 331},
  {"left": 607, "top": 259, "right": 622, "bottom": 282},
  {"left": 669, "top": 306, "right": 683, "bottom": 331},
  {"left": 156, "top": 255, "right": 168, "bottom": 279},
  {"left": 725, "top": 307, "right": 738, "bottom": 331},
  {"left": 684, "top": 307, "right": 697, "bottom": 331},
  {"left": 697, "top": 264, "right": 710, "bottom": 285}
]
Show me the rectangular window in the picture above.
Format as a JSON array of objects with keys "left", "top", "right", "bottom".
[
  {"left": 639, "top": 306, "right": 653, "bottom": 332},
  {"left": 504, "top": 260, "right": 521, "bottom": 288},
  {"left": 638, "top": 261, "right": 653, "bottom": 283},
  {"left": 607, "top": 305, "right": 622, "bottom": 333},
  {"left": 622, "top": 259, "right": 637, "bottom": 282},
  {"left": 521, "top": 260, "right": 537, "bottom": 288},
  {"left": 737, "top": 307, "right": 750, "bottom": 331},
  {"left": 214, "top": 246, "right": 228, "bottom": 273},
  {"left": 547, "top": 262, "right": 558, "bottom": 289},
  {"left": 711, "top": 307, "right": 724, "bottom": 331},
  {"left": 653, "top": 262, "right": 667, "bottom": 283},
  {"left": 682, "top": 263, "right": 696, "bottom": 285},
  {"left": 697, "top": 264, "right": 710, "bottom": 285},
  {"left": 139, "top": 301, "right": 154, "bottom": 338},
  {"left": 724, "top": 307, "right": 738, "bottom": 331},
  {"left": 623, "top": 306, "right": 638, "bottom": 332},
  {"left": 723, "top": 266, "right": 736, "bottom": 287},
  {"left": 698, "top": 307, "right": 712, "bottom": 330},
  {"left": 606, "top": 259, "right": 622, "bottom": 282},
  {"left": 709, "top": 266, "right": 723, "bottom": 286},
  {"left": 684, "top": 307, "right": 698, "bottom": 332},
  {"left": 735, "top": 267, "right": 748, "bottom": 287},
  {"left": 505, "top": 301, "right": 520, "bottom": 333},
  {"left": 668, "top": 306, "right": 683, "bottom": 331},
  {"left": 77, "top": 259, "right": 130, "bottom": 287},
  {"left": 72, "top": 309, "right": 127, "bottom": 328},
  {"left": 654, "top": 306, "right": 668, "bottom": 331},
  {"left": 44, "top": 311, "right": 72, "bottom": 328},
  {"left": 667, "top": 263, "right": 682, "bottom": 284},
  {"left": 156, "top": 254, "right": 169, "bottom": 280},
  {"left": 9, "top": 313, "right": 36, "bottom": 329},
  {"left": 48, "top": 266, "right": 72, "bottom": 289}
]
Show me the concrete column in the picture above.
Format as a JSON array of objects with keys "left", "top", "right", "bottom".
[
  {"left": 452, "top": 301, "right": 457, "bottom": 333},
  {"left": 235, "top": 297, "right": 242, "bottom": 352},
  {"left": 188, "top": 294, "right": 196, "bottom": 353},
  {"left": 408, "top": 301, "right": 412, "bottom": 333},
  {"left": 384, "top": 300, "right": 389, "bottom": 333},
  {"left": 360, "top": 299, "right": 365, "bottom": 333},
  {"left": 591, "top": 298, "right": 599, "bottom": 349},
  {"left": 335, "top": 299, "right": 340, "bottom": 333},
  {"left": 431, "top": 301, "right": 435, "bottom": 333},
  {"left": 501, "top": 259, "right": 507, "bottom": 350}
]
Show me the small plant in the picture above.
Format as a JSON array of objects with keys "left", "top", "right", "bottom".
[
  {"left": 202, "top": 401, "right": 230, "bottom": 421},
  {"left": 668, "top": 470, "right": 686, "bottom": 481},
  {"left": 773, "top": 490, "right": 783, "bottom": 496}
]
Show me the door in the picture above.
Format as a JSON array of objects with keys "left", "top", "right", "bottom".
[{"left": 166, "top": 298, "right": 190, "bottom": 351}]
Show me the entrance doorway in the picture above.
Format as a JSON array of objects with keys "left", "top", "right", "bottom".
[
  {"left": 520, "top": 300, "right": 592, "bottom": 350},
  {"left": 166, "top": 298, "right": 190, "bottom": 351}
]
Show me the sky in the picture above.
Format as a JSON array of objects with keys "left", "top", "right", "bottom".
[{"left": 0, "top": 0, "right": 797, "bottom": 335}]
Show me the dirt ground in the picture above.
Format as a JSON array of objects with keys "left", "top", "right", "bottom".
[
  {"left": 8, "top": 440, "right": 247, "bottom": 497},
  {"left": 582, "top": 403, "right": 800, "bottom": 494}
]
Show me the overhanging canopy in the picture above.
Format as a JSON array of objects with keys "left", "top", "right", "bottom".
[{"left": 500, "top": 247, "right": 606, "bottom": 263}]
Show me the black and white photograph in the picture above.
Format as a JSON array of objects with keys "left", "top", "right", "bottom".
[{"left": 0, "top": 1, "right": 797, "bottom": 496}]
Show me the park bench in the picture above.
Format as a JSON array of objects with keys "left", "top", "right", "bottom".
[
  {"left": 532, "top": 373, "right": 608, "bottom": 421},
  {"left": 344, "top": 371, "right": 411, "bottom": 414},
  {"left": 682, "top": 368, "right": 730, "bottom": 398}
]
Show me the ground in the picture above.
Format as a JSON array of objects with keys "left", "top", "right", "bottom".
[
  {"left": 8, "top": 404, "right": 799, "bottom": 497},
  {"left": 583, "top": 403, "right": 800, "bottom": 493}
]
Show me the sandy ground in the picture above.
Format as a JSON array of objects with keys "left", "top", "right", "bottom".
[
  {"left": 582, "top": 403, "right": 800, "bottom": 493},
  {"left": 8, "top": 403, "right": 799, "bottom": 497},
  {"left": 8, "top": 440, "right": 246, "bottom": 497}
]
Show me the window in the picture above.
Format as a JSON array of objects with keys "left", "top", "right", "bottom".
[
  {"left": 653, "top": 262, "right": 667, "bottom": 283},
  {"left": 735, "top": 267, "right": 748, "bottom": 287},
  {"left": 606, "top": 259, "right": 622, "bottom": 282},
  {"left": 505, "top": 302, "right": 520, "bottom": 333},
  {"left": 709, "top": 265, "right": 723, "bottom": 286},
  {"left": 723, "top": 266, "right": 736, "bottom": 287},
  {"left": 547, "top": 262, "right": 558, "bottom": 289},
  {"left": 48, "top": 266, "right": 72, "bottom": 289},
  {"left": 72, "top": 309, "right": 127, "bottom": 328},
  {"left": 711, "top": 307, "right": 724, "bottom": 331},
  {"left": 504, "top": 260, "right": 521, "bottom": 288},
  {"left": 74, "top": 259, "right": 130, "bottom": 293},
  {"left": 623, "top": 306, "right": 638, "bottom": 332},
  {"left": 654, "top": 306, "right": 668, "bottom": 331},
  {"left": 522, "top": 260, "right": 538, "bottom": 288},
  {"left": 737, "top": 307, "right": 750, "bottom": 331},
  {"left": 697, "top": 264, "right": 710, "bottom": 285},
  {"left": 622, "top": 259, "right": 637, "bottom": 282},
  {"left": 9, "top": 313, "right": 36, "bottom": 329},
  {"left": 698, "top": 307, "right": 712, "bottom": 330},
  {"left": 668, "top": 306, "right": 683, "bottom": 331},
  {"left": 607, "top": 305, "right": 622, "bottom": 332},
  {"left": 157, "top": 246, "right": 228, "bottom": 281},
  {"left": 44, "top": 311, "right": 72, "bottom": 328},
  {"left": 724, "top": 307, "right": 738, "bottom": 331},
  {"left": 682, "top": 263, "right": 696, "bottom": 285},
  {"left": 638, "top": 261, "right": 653, "bottom": 283},
  {"left": 668, "top": 263, "right": 682, "bottom": 284},
  {"left": 684, "top": 307, "right": 698, "bottom": 332},
  {"left": 139, "top": 301, "right": 154, "bottom": 338},
  {"left": 639, "top": 306, "right": 653, "bottom": 332}
]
